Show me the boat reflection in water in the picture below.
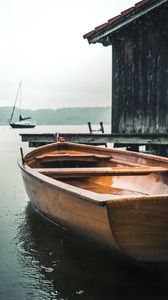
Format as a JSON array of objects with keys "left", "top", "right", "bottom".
[{"left": 16, "top": 202, "right": 168, "bottom": 300}]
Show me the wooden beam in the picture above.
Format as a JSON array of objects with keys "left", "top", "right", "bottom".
[
  {"left": 34, "top": 166, "right": 168, "bottom": 178},
  {"left": 20, "top": 133, "right": 168, "bottom": 147},
  {"left": 35, "top": 153, "right": 112, "bottom": 162}
]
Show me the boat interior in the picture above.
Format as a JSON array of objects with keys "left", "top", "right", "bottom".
[{"left": 25, "top": 143, "right": 168, "bottom": 198}]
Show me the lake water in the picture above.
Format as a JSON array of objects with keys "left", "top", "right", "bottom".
[{"left": 1, "top": 125, "right": 168, "bottom": 300}]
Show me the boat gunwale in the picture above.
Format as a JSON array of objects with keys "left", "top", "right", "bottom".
[{"left": 24, "top": 141, "right": 168, "bottom": 166}]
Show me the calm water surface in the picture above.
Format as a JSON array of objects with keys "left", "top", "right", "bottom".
[{"left": 1, "top": 125, "right": 168, "bottom": 300}]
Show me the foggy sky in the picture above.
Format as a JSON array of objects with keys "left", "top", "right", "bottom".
[{"left": 0, "top": 0, "right": 136, "bottom": 109}]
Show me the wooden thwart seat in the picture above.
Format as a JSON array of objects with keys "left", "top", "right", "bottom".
[
  {"left": 34, "top": 153, "right": 149, "bottom": 167},
  {"left": 34, "top": 166, "right": 168, "bottom": 178},
  {"left": 35, "top": 153, "right": 112, "bottom": 162},
  {"left": 109, "top": 158, "right": 143, "bottom": 167}
]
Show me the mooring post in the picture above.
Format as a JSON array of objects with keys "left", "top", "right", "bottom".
[
  {"left": 88, "top": 122, "right": 92, "bottom": 133},
  {"left": 99, "top": 122, "right": 105, "bottom": 133},
  {"left": 20, "top": 147, "right": 24, "bottom": 164}
]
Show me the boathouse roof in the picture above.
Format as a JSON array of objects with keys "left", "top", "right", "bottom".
[{"left": 83, "top": 0, "right": 168, "bottom": 46}]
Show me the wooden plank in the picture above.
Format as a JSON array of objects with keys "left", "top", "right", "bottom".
[
  {"left": 35, "top": 154, "right": 145, "bottom": 167},
  {"left": 20, "top": 133, "right": 168, "bottom": 145},
  {"left": 34, "top": 166, "right": 168, "bottom": 178},
  {"left": 109, "top": 158, "right": 143, "bottom": 167},
  {"left": 107, "top": 195, "right": 168, "bottom": 262},
  {"left": 35, "top": 153, "right": 112, "bottom": 162}
]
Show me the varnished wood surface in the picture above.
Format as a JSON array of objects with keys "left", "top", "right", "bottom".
[
  {"left": 24, "top": 141, "right": 168, "bottom": 168},
  {"left": 19, "top": 142, "right": 168, "bottom": 262},
  {"left": 61, "top": 179, "right": 145, "bottom": 196},
  {"left": 35, "top": 153, "right": 111, "bottom": 162},
  {"left": 21, "top": 167, "right": 120, "bottom": 252},
  {"left": 107, "top": 196, "right": 168, "bottom": 262},
  {"left": 35, "top": 166, "right": 168, "bottom": 178}
]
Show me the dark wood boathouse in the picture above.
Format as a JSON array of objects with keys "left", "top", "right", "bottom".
[
  {"left": 84, "top": 0, "right": 168, "bottom": 137},
  {"left": 20, "top": 0, "right": 168, "bottom": 153}
]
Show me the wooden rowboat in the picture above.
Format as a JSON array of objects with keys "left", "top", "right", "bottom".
[{"left": 18, "top": 141, "right": 168, "bottom": 262}]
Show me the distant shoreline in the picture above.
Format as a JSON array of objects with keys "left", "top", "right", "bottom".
[{"left": 0, "top": 106, "right": 111, "bottom": 125}]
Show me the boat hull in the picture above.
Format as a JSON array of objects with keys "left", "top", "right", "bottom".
[
  {"left": 10, "top": 123, "right": 36, "bottom": 129},
  {"left": 20, "top": 165, "right": 120, "bottom": 253},
  {"left": 107, "top": 196, "right": 168, "bottom": 262},
  {"left": 18, "top": 142, "right": 168, "bottom": 262}
]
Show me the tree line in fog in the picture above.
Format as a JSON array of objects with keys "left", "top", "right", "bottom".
[{"left": 0, "top": 106, "right": 111, "bottom": 125}]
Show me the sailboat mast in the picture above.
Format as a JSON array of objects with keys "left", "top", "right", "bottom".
[
  {"left": 9, "top": 81, "right": 22, "bottom": 124},
  {"left": 19, "top": 81, "right": 22, "bottom": 117}
]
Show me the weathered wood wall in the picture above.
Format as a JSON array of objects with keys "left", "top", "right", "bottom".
[{"left": 112, "top": 3, "right": 168, "bottom": 134}]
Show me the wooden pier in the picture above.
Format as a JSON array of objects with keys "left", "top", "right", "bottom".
[{"left": 20, "top": 132, "right": 168, "bottom": 155}]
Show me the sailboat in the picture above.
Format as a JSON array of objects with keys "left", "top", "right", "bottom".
[{"left": 9, "top": 81, "right": 36, "bottom": 129}]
